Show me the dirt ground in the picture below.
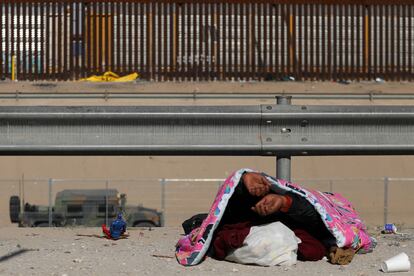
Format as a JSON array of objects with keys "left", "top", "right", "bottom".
[
  {"left": 1, "top": 79, "right": 414, "bottom": 94},
  {"left": 0, "top": 226, "right": 412, "bottom": 276}
]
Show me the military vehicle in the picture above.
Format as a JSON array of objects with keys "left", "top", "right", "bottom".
[{"left": 9, "top": 189, "right": 163, "bottom": 227}]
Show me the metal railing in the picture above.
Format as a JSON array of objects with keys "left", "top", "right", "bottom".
[
  {"left": 3, "top": 92, "right": 414, "bottom": 101},
  {"left": 2, "top": 102, "right": 414, "bottom": 181},
  {"left": 1, "top": 1, "right": 413, "bottom": 81},
  {"left": 2, "top": 176, "right": 413, "bottom": 227},
  {"left": 1, "top": 104, "right": 414, "bottom": 157}
]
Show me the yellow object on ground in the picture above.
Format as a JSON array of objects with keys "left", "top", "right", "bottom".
[{"left": 81, "top": 71, "right": 138, "bottom": 82}]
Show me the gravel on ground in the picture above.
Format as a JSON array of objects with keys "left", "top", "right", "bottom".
[{"left": 0, "top": 227, "right": 413, "bottom": 276}]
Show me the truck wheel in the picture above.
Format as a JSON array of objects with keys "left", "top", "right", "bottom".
[
  {"left": 133, "top": 222, "right": 156, "bottom": 227},
  {"left": 9, "top": 196, "right": 20, "bottom": 223}
]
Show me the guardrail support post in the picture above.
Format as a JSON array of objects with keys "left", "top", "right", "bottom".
[
  {"left": 276, "top": 96, "right": 292, "bottom": 181},
  {"left": 48, "top": 178, "right": 53, "bottom": 227}
]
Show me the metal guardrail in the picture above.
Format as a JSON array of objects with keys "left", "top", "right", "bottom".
[{"left": 1, "top": 104, "right": 414, "bottom": 157}]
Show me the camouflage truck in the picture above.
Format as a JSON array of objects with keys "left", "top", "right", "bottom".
[{"left": 9, "top": 189, "right": 163, "bottom": 227}]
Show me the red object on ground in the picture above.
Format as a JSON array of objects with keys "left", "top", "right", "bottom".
[
  {"left": 294, "top": 229, "right": 327, "bottom": 261},
  {"left": 102, "top": 224, "right": 111, "bottom": 239},
  {"left": 213, "top": 222, "right": 252, "bottom": 260}
]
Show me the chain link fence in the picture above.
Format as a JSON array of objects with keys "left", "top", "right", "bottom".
[{"left": 1, "top": 176, "right": 413, "bottom": 227}]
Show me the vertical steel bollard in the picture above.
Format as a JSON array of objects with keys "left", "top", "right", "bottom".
[
  {"left": 48, "top": 178, "right": 52, "bottom": 227},
  {"left": 276, "top": 96, "right": 292, "bottom": 181},
  {"left": 11, "top": 55, "right": 16, "bottom": 81},
  {"left": 384, "top": 177, "right": 389, "bottom": 225},
  {"left": 105, "top": 180, "right": 109, "bottom": 227}
]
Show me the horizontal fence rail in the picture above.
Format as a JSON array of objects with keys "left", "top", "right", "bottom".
[
  {"left": 0, "top": 1, "right": 413, "bottom": 81},
  {"left": 0, "top": 105, "right": 414, "bottom": 155},
  {"left": 2, "top": 92, "right": 414, "bottom": 101}
]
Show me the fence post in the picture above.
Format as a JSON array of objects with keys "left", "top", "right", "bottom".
[
  {"left": 289, "top": 12, "right": 294, "bottom": 74},
  {"left": 105, "top": 180, "right": 109, "bottom": 226},
  {"left": 22, "top": 174, "right": 25, "bottom": 208},
  {"left": 11, "top": 55, "right": 16, "bottom": 81},
  {"left": 161, "top": 178, "right": 166, "bottom": 214},
  {"left": 19, "top": 178, "right": 22, "bottom": 212},
  {"left": 276, "top": 96, "right": 292, "bottom": 181},
  {"left": 363, "top": 6, "right": 370, "bottom": 77},
  {"left": 384, "top": 177, "right": 389, "bottom": 225},
  {"left": 248, "top": 9, "right": 253, "bottom": 79},
  {"left": 173, "top": 7, "right": 177, "bottom": 74},
  {"left": 148, "top": 5, "right": 153, "bottom": 80},
  {"left": 48, "top": 178, "right": 53, "bottom": 227}
]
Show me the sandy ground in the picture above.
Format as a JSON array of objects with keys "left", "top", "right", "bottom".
[
  {"left": 1, "top": 79, "right": 414, "bottom": 94},
  {"left": 0, "top": 226, "right": 413, "bottom": 276}
]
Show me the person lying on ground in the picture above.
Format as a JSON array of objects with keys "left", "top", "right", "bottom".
[
  {"left": 177, "top": 169, "right": 374, "bottom": 266},
  {"left": 214, "top": 172, "right": 355, "bottom": 264}
]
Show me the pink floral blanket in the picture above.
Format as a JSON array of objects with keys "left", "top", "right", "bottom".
[{"left": 175, "top": 169, "right": 375, "bottom": 266}]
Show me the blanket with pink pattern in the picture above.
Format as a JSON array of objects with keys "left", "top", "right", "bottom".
[{"left": 175, "top": 169, "right": 375, "bottom": 266}]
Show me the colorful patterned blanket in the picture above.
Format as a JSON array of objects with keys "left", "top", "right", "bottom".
[{"left": 175, "top": 169, "right": 375, "bottom": 266}]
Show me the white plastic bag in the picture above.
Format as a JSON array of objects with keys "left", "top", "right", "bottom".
[{"left": 225, "top": 221, "right": 301, "bottom": 266}]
